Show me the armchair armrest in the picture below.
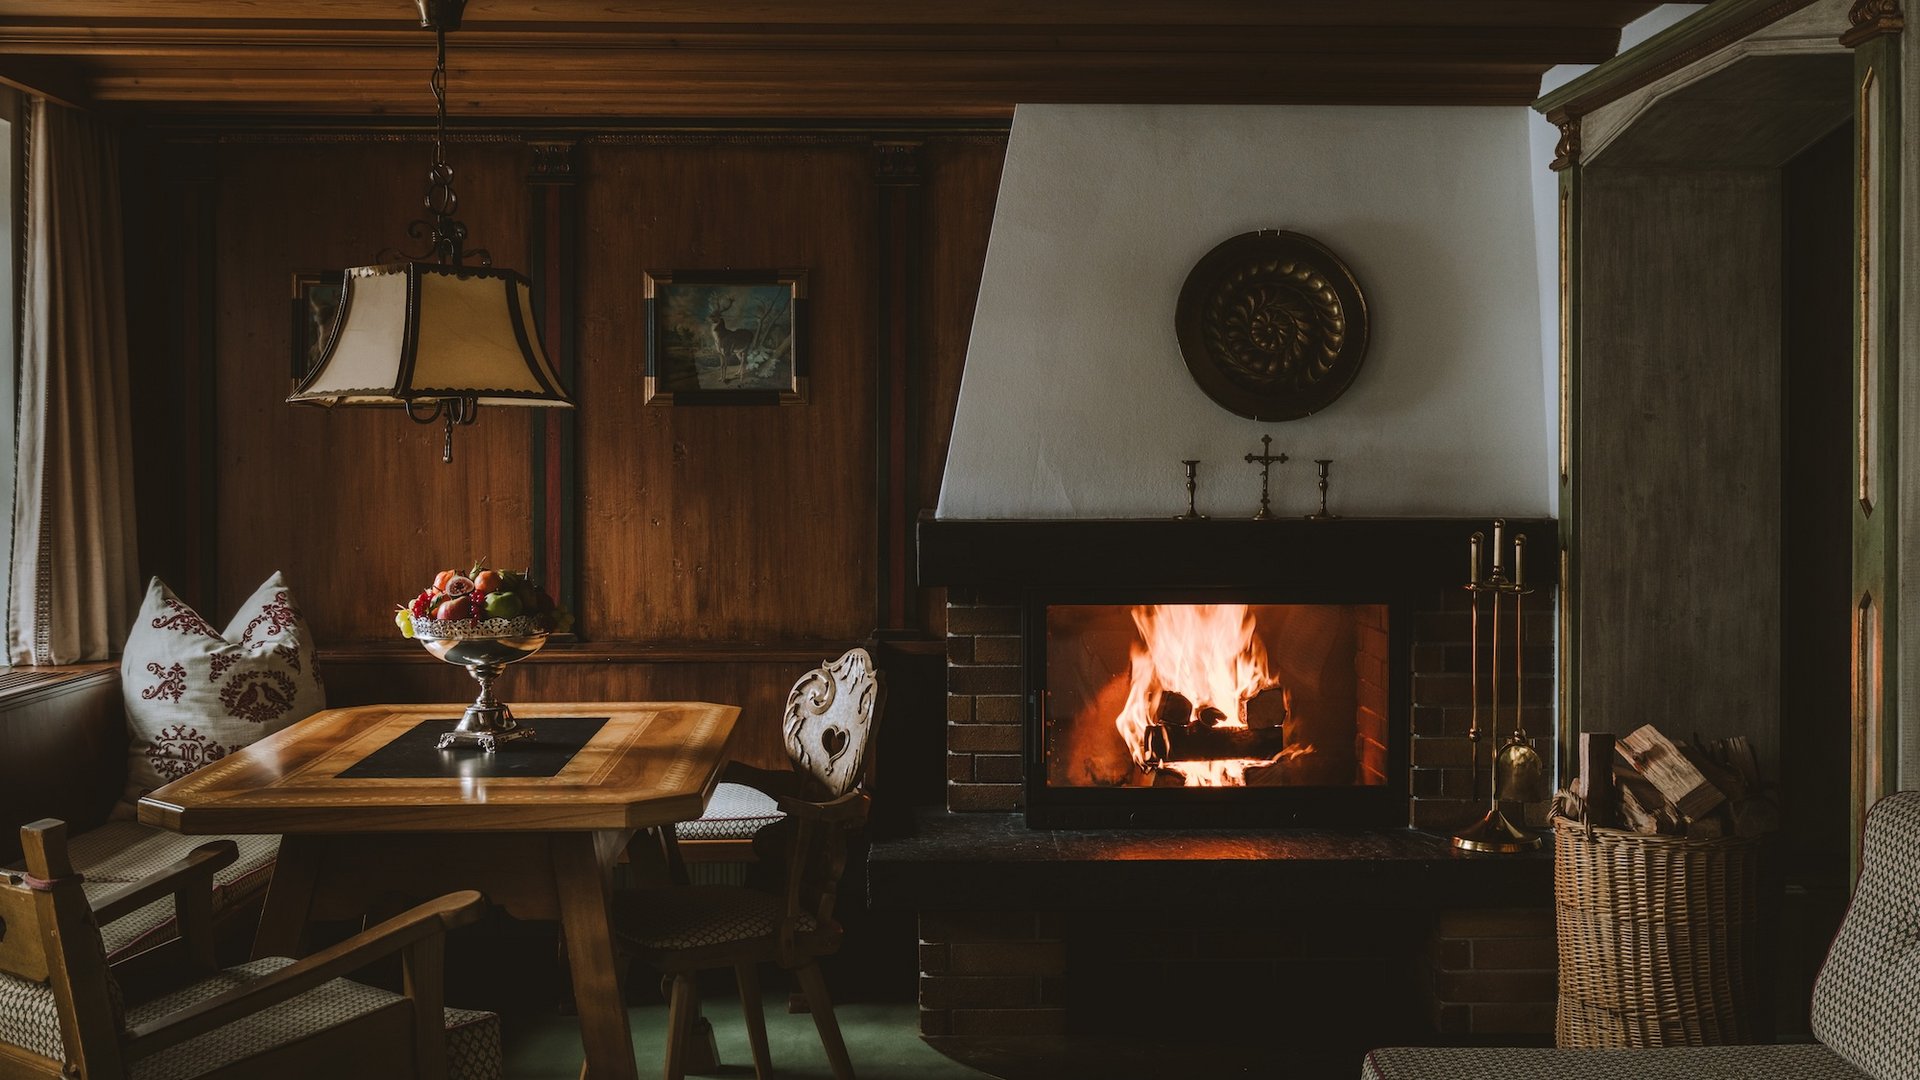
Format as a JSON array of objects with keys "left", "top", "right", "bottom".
[
  {"left": 89, "top": 840, "right": 238, "bottom": 927},
  {"left": 122, "top": 889, "right": 487, "bottom": 1061}
]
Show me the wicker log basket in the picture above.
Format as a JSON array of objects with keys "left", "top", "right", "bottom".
[{"left": 1552, "top": 812, "right": 1766, "bottom": 1047}]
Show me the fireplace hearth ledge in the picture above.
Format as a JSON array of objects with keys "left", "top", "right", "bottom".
[{"left": 868, "top": 809, "right": 1550, "bottom": 912}]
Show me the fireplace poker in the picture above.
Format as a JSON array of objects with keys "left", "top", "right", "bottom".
[
  {"left": 1465, "top": 531, "right": 1483, "bottom": 793},
  {"left": 1494, "top": 535, "right": 1548, "bottom": 804}
]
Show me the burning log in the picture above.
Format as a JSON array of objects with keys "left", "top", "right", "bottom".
[
  {"left": 1245, "top": 686, "right": 1289, "bottom": 729},
  {"left": 1157, "top": 724, "right": 1288, "bottom": 763},
  {"left": 1155, "top": 692, "right": 1194, "bottom": 729}
]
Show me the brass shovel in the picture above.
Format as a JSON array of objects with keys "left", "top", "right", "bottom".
[{"left": 1493, "top": 534, "right": 1548, "bottom": 803}]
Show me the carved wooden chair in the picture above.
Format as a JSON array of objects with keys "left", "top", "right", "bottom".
[
  {"left": 618, "top": 647, "right": 884, "bottom": 1080},
  {"left": 0, "top": 819, "right": 501, "bottom": 1080},
  {"left": 671, "top": 647, "right": 884, "bottom": 871}
]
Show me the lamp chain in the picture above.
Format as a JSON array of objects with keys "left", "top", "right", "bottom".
[{"left": 423, "top": 19, "right": 467, "bottom": 266}]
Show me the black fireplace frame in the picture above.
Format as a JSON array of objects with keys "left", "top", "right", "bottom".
[{"left": 1022, "top": 584, "right": 1412, "bottom": 829}]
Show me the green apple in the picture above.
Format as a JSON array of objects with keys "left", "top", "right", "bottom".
[{"left": 483, "top": 591, "right": 523, "bottom": 619}]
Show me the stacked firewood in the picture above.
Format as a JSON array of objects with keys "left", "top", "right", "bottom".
[{"left": 1553, "top": 725, "right": 1779, "bottom": 838}]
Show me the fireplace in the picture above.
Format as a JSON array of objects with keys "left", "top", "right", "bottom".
[
  {"left": 884, "top": 516, "right": 1565, "bottom": 1048},
  {"left": 1026, "top": 594, "right": 1408, "bottom": 827},
  {"left": 921, "top": 516, "right": 1559, "bottom": 831}
]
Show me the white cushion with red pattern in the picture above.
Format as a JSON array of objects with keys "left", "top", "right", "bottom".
[{"left": 118, "top": 573, "right": 325, "bottom": 815}]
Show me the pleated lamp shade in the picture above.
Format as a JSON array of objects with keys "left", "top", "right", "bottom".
[{"left": 288, "top": 262, "right": 572, "bottom": 408}]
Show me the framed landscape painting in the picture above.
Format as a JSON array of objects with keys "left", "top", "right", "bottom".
[
  {"left": 644, "top": 269, "right": 808, "bottom": 405},
  {"left": 290, "top": 270, "right": 344, "bottom": 385}
]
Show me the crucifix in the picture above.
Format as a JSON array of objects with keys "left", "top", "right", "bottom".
[{"left": 1243, "top": 434, "right": 1288, "bottom": 520}]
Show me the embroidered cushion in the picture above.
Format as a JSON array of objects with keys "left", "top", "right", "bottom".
[{"left": 118, "top": 573, "right": 325, "bottom": 814}]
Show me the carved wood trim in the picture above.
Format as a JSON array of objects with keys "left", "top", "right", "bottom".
[
  {"left": 1537, "top": 0, "right": 1825, "bottom": 125},
  {"left": 1842, "top": 0, "right": 1905, "bottom": 46},
  {"left": 1549, "top": 117, "right": 1581, "bottom": 171}
]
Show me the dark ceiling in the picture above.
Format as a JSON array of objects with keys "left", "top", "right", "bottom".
[{"left": 0, "top": 1, "right": 1669, "bottom": 119}]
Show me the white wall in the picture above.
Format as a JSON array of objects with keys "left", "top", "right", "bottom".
[{"left": 938, "top": 104, "right": 1551, "bottom": 520}]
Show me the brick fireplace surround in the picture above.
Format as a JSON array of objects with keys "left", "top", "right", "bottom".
[{"left": 870, "top": 517, "right": 1560, "bottom": 1060}]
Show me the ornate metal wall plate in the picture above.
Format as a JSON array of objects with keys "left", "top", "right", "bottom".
[{"left": 1175, "top": 230, "right": 1371, "bottom": 421}]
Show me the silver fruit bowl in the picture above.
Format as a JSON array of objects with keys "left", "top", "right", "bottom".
[{"left": 411, "top": 614, "right": 550, "bottom": 752}]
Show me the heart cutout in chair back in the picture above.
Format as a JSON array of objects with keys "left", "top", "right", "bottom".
[{"left": 820, "top": 725, "right": 848, "bottom": 761}]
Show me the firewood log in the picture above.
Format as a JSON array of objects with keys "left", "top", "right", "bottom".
[
  {"left": 1619, "top": 724, "right": 1725, "bottom": 822},
  {"left": 1160, "top": 725, "right": 1288, "bottom": 762},
  {"left": 1578, "top": 733, "right": 1616, "bottom": 827}
]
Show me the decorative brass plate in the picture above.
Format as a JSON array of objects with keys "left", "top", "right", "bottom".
[{"left": 1175, "top": 230, "right": 1371, "bottom": 421}]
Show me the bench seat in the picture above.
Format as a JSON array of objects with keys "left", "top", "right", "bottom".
[{"left": 10, "top": 821, "right": 278, "bottom": 962}]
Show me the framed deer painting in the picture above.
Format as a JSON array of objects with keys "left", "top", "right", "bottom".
[{"left": 643, "top": 269, "right": 809, "bottom": 405}]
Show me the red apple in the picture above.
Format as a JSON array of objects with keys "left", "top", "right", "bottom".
[{"left": 433, "top": 596, "right": 473, "bottom": 622}]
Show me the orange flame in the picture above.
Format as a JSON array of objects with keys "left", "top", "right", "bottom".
[{"left": 1114, "top": 604, "right": 1308, "bottom": 786}]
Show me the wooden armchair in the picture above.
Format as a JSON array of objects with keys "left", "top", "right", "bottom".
[
  {"left": 0, "top": 819, "right": 500, "bottom": 1080},
  {"left": 618, "top": 647, "right": 884, "bottom": 1080}
]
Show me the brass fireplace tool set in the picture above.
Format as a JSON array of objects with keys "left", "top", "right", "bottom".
[
  {"left": 1174, "top": 441, "right": 1338, "bottom": 519},
  {"left": 1453, "top": 520, "right": 1549, "bottom": 854}
]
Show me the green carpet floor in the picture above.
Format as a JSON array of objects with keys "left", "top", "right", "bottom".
[{"left": 502, "top": 996, "right": 993, "bottom": 1079}]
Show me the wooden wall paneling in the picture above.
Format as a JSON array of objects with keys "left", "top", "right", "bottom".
[
  {"left": 873, "top": 139, "right": 923, "bottom": 632},
  {"left": 913, "top": 136, "right": 1006, "bottom": 636},
  {"left": 317, "top": 650, "right": 828, "bottom": 771},
  {"left": 125, "top": 136, "right": 219, "bottom": 613},
  {"left": 527, "top": 140, "right": 581, "bottom": 623},
  {"left": 210, "top": 139, "right": 535, "bottom": 639},
  {"left": 1577, "top": 168, "right": 1784, "bottom": 775},
  {"left": 575, "top": 138, "right": 877, "bottom": 643}
]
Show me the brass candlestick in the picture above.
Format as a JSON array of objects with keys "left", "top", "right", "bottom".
[
  {"left": 1452, "top": 519, "right": 1543, "bottom": 854},
  {"left": 1307, "top": 458, "right": 1337, "bottom": 520},
  {"left": 1176, "top": 460, "right": 1207, "bottom": 521},
  {"left": 1243, "top": 435, "right": 1288, "bottom": 520}
]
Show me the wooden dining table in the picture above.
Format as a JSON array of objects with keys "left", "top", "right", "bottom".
[{"left": 138, "top": 701, "right": 741, "bottom": 1080}]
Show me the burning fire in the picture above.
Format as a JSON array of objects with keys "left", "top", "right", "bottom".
[{"left": 1115, "top": 604, "right": 1311, "bottom": 787}]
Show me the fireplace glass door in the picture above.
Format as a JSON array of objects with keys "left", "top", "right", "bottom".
[{"left": 1030, "top": 600, "right": 1407, "bottom": 827}]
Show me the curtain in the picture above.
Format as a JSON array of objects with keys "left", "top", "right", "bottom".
[{"left": 7, "top": 98, "right": 138, "bottom": 664}]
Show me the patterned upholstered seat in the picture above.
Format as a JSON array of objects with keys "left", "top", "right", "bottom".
[
  {"left": 672, "top": 782, "right": 784, "bottom": 842},
  {"left": 1363, "top": 791, "right": 1920, "bottom": 1080},
  {"left": 1, "top": 820, "right": 498, "bottom": 1080},
  {"left": 55, "top": 822, "right": 279, "bottom": 962},
  {"left": 620, "top": 885, "right": 818, "bottom": 950},
  {"left": 0, "top": 958, "right": 501, "bottom": 1080},
  {"left": 1362, "top": 1044, "right": 1866, "bottom": 1080}
]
